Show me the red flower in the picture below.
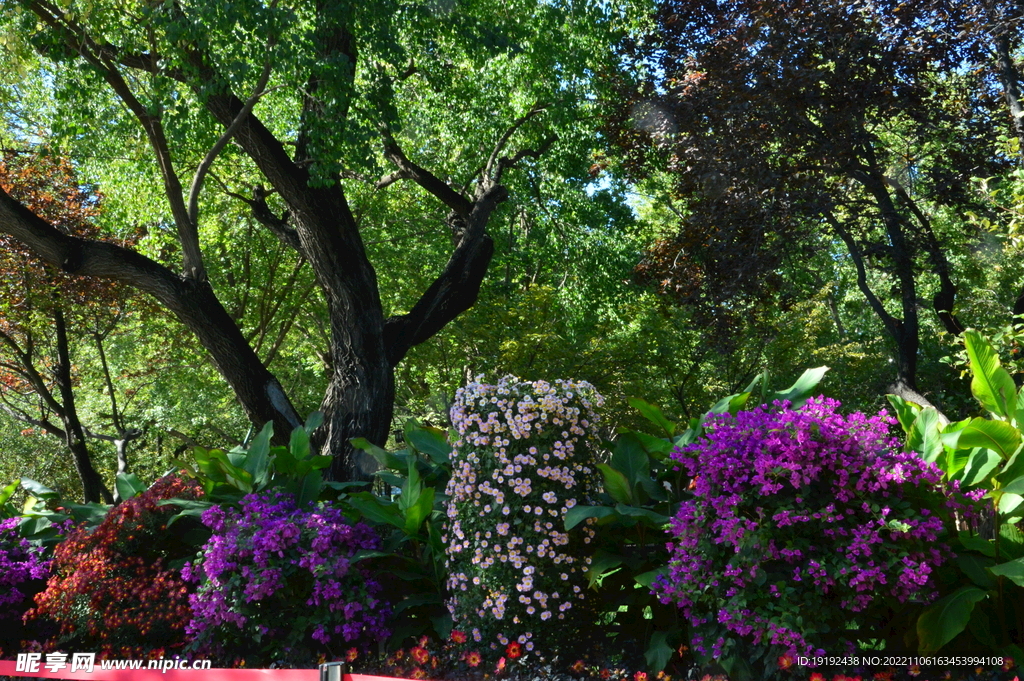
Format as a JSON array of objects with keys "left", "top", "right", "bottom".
[
  {"left": 635, "top": 672, "right": 648, "bottom": 681},
  {"left": 465, "top": 651, "right": 482, "bottom": 667},
  {"left": 506, "top": 641, "right": 522, "bottom": 659},
  {"left": 496, "top": 657, "right": 507, "bottom": 673},
  {"left": 777, "top": 654, "right": 794, "bottom": 670},
  {"left": 450, "top": 630, "right": 467, "bottom": 644},
  {"left": 411, "top": 646, "right": 430, "bottom": 664},
  {"left": 346, "top": 648, "right": 359, "bottom": 662}
]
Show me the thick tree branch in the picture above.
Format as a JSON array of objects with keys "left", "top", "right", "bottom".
[
  {"left": 484, "top": 103, "right": 548, "bottom": 181},
  {"left": 381, "top": 128, "right": 473, "bottom": 217}
]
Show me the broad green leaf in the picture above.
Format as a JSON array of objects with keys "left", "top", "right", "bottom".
[
  {"left": 940, "top": 418, "right": 970, "bottom": 450},
  {"left": 351, "top": 437, "right": 405, "bottom": 471},
  {"left": 611, "top": 432, "right": 651, "bottom": 498},
  {"left": 289, "top": 425, "right": 311, "bottom": 462},
  {"left": 957, "top": 418, "right": 1021, "bottom": 461},
  {"left": 115, "top": 472, "right": 146, "bottom": 501},
  {"left": 64, "top": 502, "right": 110, "bottom": 526},
  {"left": 989, "top": 557, "right": 1024, "bottom": 586},
  {"left": 20, "top": 478, "right": 59, "bottom": 499},
  {"left": 708, "top": 393, "right": 737, "bottom": 416},
  {"left": 614, "top": 503, "right": 670, "bottom": 526},
  {"left": 887, "top": 394, "right": 922, "bottom": 434},
  {"left": 960, "top": 448, "right": 1002, "bottom": 488},
  {"left": 958, "top": 531, "right": 996, "bottom": 557},
  {"left": 999, "top": 492, "right": 1024, "bottom": 516},
  {"left": 634, "top": 566, "right": 668, "bottom": 588},
  {"left": 965, "top": 330, "right": 1017, "bottom": 419},
  {"left": 621, "top": 429, "right": 675, "bottom": 458},
  {"left": 404, "top": 487, "right": 434, "bottom": 537},
  {"left": 768, "top": 366, "right": 829, "bottom": 409},
  {"left": 405, "top": 421, "right": 452, "bottom": 465},
  {"left": 245, "top": 421, "right": 274, "bottom": 485},
  {"left": 955, "top": 554, "right": 996, "bottom": 590},
  {"left": 916, "top": 585, "right": 988, "bottom": 654},
  {"left": 907, "top": 407, "right": 943, "bottom": 463},
  {"left": 627, "top": 397, "right": 675, "bottom": 437},
  {"left": 296, "top": 471, "right": 322, "bottom": 507},
  {"left": 945, "top": 446, "right": 977, "bottom": 481},
  {"left": 564, "top": 505, "right": 616, "bottom": 530},
  {"left": 348, "top": 492, "right": 404, "bottom": 529},
  {"left": 597, "top": 463, "right": 632, "bottom": 504},
  {"left": 304, "top": 411, "right": 324, "bottom": 433},
  {"left": 644, "top": 629, "right": 675, "bottom": 673},
  {"left": 0, "top": 479, "right": 17, "bottom": 509},
  {"left": 1001, "top": 474, "right": 1024, "bottom": 496},
  {"left": 585, "top": 551, "right": 624, "bottom": 589},
  {"left": 997, "top": 449, "right": 1024, "bottom": 487},
  {"left": 999, "top": 522, "right": 1024, "bottom": 559}
]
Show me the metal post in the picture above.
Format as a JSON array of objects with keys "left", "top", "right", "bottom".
[{"left": 319, "top": 661, "right": 346, "bottom": 681}]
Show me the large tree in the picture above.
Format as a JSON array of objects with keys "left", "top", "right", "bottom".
[
  {"left": 613, "top": 0, "right": 1012, "bottom": 406},
  {"left": 0, "top": 0, "right": 630, "bottom": 480}
]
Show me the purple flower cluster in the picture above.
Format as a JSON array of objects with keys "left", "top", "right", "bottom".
[
  {"left": 445, "top": 376, "right": 603, "bottom": 658},
  {"left": 656, "top": 397, "right": 979, "bottom": 664},
  {"left": 183, "top": 491, "right": 390, "bottom": 665},
  {"left": 0, "top": 518, "right": 49, "bottom": 619}
]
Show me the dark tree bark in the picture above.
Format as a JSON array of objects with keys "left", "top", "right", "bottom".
[{"left": 53, "top": 310, "right": 114, "bottom": 504}]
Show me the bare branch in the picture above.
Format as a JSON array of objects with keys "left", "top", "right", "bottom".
[
  {"left": 484, "top": 102, "right": 548, "bottom": 181},
  {"left": 380, "top": 127, "right": 473, "bottom": 217}
]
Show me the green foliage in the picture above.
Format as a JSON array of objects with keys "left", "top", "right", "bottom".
[
  {"left": 348, "top": 419, "right": 455, "bottom": 648},
  {"left": 891, "top": 330, "right": 1024, "bottom": 658}
]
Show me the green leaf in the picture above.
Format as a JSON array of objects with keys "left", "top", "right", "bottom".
[
  {"left": 585, "top": 551, "right": 624, "bottom": 589},
  {"left": 0, "top": 479, "right": 17, "bottom": 508},
  {"left": 887, "top": 394, "right": 922, "bottom": 434},
  {"left": 958, "top": 531, "right": 996, "bottom": 558},
  {"left": 597, "top": 463, "right": 632, "bottom": 504},
  {"left": 997, "top": 449, "right": 1024, "bottom": 487},
  {"left": 245, "top": 421, "right": 274, "bottom": 485},
  {"left": 957, "top": 418, "right": 1021, "bottom": 461},
  {"left": 1001, "top": 474, "right": 1024, "bottom": 496},
  {"left": 564, "top": 505, "right": 615, "bottom": 530},
  {"left": 965, "top": 330, "right": 1018, "bottom": 419},
  {"left": 622, "top": 430, "right": 675, "bottom": 458},
  {"left": 644, "top": 629, "right": 675, "bottom": 673},
  {"left": 768, "top": 366, "right": 829, "bottom": 409},
  {"left": 988, "top": 557, "right": 1024, "bottom": 586},
  {"left": 613, "top": 503, "right": 670, "bottom": 526},
  {"left": 1000, "top": 492, "right": 1024, "bottom": 516},
  {"left": 351, "top": 437, "right": 405, "bottom": 471},
  {"left": 348, "top": 492, "right": 404, "bottom": 529},
  {"left": 405, "top": 421, "right": 451, "bottom": 465},
  {"left": 289, "top": 425, "right": 311, "bottom": 462},
  {"left": 956, "top": 554, "right": 997, "bottom": 590},
  {"left": 627, "top": 397, "right": 675, "bottom": 437},
  {"left": 115, "top": 472, "right": 146, "bottom": 501},
  {"left": 404, "top": 486, "right": 434, "bottom": 537},
  {"left": 611, "top": 432, "right": 652, "bottom": 498},
  {"left": 960, "top": 447, "right": 1002, "bottom": 488},
  {"left": 634, "top": 566, "right": 668, "bottom": 588},
  {"left": 916, "top": 585, "right": 988, "bottom": 654},
  {"left": 296, "top": 471, "right": 323, "bottom": 507},
  {"left": 999, "top": 522, "right": 1024, "bottom": 559},
  {"left": 907, "top": 408, "right": 944, "bottom": 463},
  {"left": 304, "top": 411, "right": 324, "bottom": 433},
  {"left": 20, "top": 478, "right": 59, "bottom": 499}
]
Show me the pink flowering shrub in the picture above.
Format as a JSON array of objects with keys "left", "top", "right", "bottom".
[
  {"left": 655, "top": 397, "right": 981, "bottom": 678},
  {"left": 444, "top": 376, "right": 603, "bottom": 659}
]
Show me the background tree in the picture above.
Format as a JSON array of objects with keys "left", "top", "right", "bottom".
[{"left": 611, "top": 0, "right": 1014, "bottom": 409}]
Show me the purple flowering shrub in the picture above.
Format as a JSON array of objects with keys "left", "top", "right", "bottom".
[
  {"left": 656, "top": 398, "right": 979, "bottom": 676},
  {"left": 183, "top": 491, "right": 390, "bottom": 666},
  {"left": 0, "top": 517, "right": 50, "bottom": 656},
  {"left": 444, "top": 376, "right": 603, "bottom": 660}
]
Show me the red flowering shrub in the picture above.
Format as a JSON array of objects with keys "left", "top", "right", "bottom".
[{"left": 25, "top": 474, "right": 202, "bottom": 657}]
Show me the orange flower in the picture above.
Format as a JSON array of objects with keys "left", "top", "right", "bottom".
[
  {"left": 451, "top": 630, "right": 467, "bottom": 644},
  {"left": 778, "top": 654, "right": 794, "bottom": 670},
  {"left": 411, "top": 667, "right": 428, "bottom": 679},
  {"left": 496, "top": 657, "right": 507, "bottom": 673},
  {"left": 908, "top": 665, "right": 921, "bottom": 677},
  {"left": 412, "top": 646, "right": 430, "bottom": 664},
  {"left": 811, "top": 673, "right": 827, "bottom": 681},
  {"left": 635, "top": 672, "right": 648, "bottom": 681},
  {"left": 600, "top": 669, "right": 611, "bottom": 679},
  {"left": 506, "top": 642, "right": 522, "bottom": 659},
  {"left": 346, "top": 648, "right": 359, "bottom": 662},
  {"left": 1003, "top": 659, "right": 1016, "bottom": 672},
  {"left": 571, "top": 660, "right": 586, "bottom": 673}
]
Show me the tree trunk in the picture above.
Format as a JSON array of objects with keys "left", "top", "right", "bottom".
[{"left": 54, "top": 309, "right": 113, "bottom": 504}]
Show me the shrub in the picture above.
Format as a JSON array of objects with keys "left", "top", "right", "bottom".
[
  {"left": 655, "top": 397, "right": 979, "bottom": 679},
  {"left": 25, "top": 473, "right": 201, "bottom": 657},
  {"left": 183, "top": 490, "right": 390, "bottom": 666},
  {"left": 0, "top": 517, "right": 51, "bottom": 656},
  {"left": 444, "top": 376, "right": 604, "bottom": 659}
]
